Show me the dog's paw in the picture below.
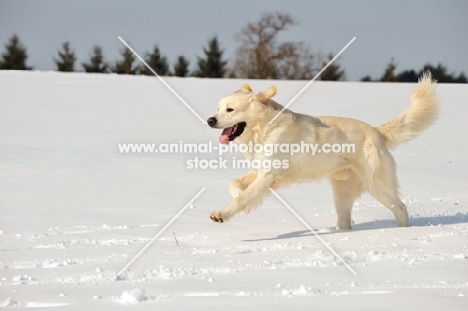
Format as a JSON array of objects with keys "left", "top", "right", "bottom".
[
  {"left": 210, "top": 211, "right": 224, "bottom": 223},
  {"left": 336, "top": 225, "right": 352, "bottom": 231}
]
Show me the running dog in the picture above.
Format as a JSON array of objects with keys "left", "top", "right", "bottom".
[{"left": 207, "top": 72, "right": 438, "bottom": 229}]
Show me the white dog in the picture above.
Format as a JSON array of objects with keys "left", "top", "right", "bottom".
[{"left": 207, "top": 72, "right": 438, "bottom": 229}]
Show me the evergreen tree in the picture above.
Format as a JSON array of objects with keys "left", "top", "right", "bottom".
[
  {"left": 0, "top": 34, "right": 32, "bottom": 70},
  {"left": 113, "top": 46, "right": 138, "bottom": 74},
  {"left": 140, "top": 45, "right": 169, "bottom": 76},
  {"left": 174, "top": 55, "right": 190, "bottom": 77},
  {"left": 454, "top": 72, "right": 467, "bottom": 83},
  {"left": 419, "top": 63, "right": 467, "bottom": 83},
  {"left": 321, "top": 53, "right": 345, "bottom": 81},
  {"left": 396, "top": 69, "right": 418, "bottom": 82},
  {"left": 193, "top": 37, "right": 227, "bottom": 78},
  {"left": 363, "top": 62, "right": 466, "bottom": 84},
  {"left": 360, "top": 75, "right": 373, "bottom": 82},
  {"left": 420, "top": 63, "right": 451, "bottom": 82},
  {"left": 54, "top": 42, "right": 76, "bottom": 72},
  {"left": 380, "top": 58, "right": 397, "bottom": 82},
  {"left": 82, "top": 45, "right": 109, "bottom": 73}
]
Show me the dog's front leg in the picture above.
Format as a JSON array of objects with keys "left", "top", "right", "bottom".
[
  {"left": 229, "top": 169, "right": 257, "bottom": 198},
  {"left": 210, "top": 173, "right": 277, "bottom": 223}
]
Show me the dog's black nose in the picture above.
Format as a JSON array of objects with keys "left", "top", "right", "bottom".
[{"left": 207, "top": 117, "right": 217, "bottom": 128}]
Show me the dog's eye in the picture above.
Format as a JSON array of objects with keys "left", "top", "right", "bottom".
[{"left": 226, "top": 108, "right": 234, "bottom": 113}]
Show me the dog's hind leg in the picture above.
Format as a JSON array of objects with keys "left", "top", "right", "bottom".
[
  {"left": 369, "top": 187, "right": 408, "bottom": 227},
  {"left": 229, "top": 170, "right": 257, "bottom": 198},
  {"left": 368, "top": 155, "right": 409, "bottom": 227},
  {"left": 330, "top": 170, "right": 363, "bottom": 230}
]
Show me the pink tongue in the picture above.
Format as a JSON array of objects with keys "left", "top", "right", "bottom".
[{"left": 219, "top": 127, "right": 234, "bottom": 145}]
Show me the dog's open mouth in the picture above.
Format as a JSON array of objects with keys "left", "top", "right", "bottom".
[{"left": 219, "top": 122, "right": 246, "bottom": 145}]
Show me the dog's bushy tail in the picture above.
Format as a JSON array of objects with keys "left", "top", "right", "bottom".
[{"left": 378, "top": 71, "right": 439, "bottom": 150}]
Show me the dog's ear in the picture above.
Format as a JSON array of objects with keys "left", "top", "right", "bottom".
[
  {"left": 263, "top": 85, "right": 276, "bottom": 99},
  {"left": 239, "top": 84, "right": 252, "bottom": 93},
  {"left": 255, "top": 85, "right": 277, "bottom": 103}
]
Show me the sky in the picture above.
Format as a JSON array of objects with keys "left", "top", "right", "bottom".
[{"left": 0, "top": 0, "right": 467, "bottom": 81}]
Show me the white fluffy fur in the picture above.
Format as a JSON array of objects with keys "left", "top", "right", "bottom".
[{"left": 208, "top": 73, "right": 438, "bottom": 229}]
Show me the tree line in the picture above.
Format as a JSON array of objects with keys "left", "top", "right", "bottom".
[
  {"left": 0, "top": 12, "right": 465, "bottom": 82},
  {"left": 362, "top": 58, "right": 467, "bottom": 83},
  {"left": 0, "top": 13, "right": 343, "bottom": 80},
  {"left": 0, "top": 33, "right": 224, "bottom": 78}
]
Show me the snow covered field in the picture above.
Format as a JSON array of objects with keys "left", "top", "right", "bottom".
[{"left": 0, "top": 71, "right": 467, "bottom": 310}]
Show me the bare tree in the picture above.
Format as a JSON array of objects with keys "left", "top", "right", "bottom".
[
  {"left": 276, "top": 42, "right": 316, "bottom": 80},
  {"left": 232, "top": 12, "right": 317, "bottom": 80}
]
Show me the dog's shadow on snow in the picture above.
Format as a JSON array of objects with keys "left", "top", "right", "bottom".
[
  {"left": 243, "top": 213, "right": 468, "bottom": 242},
  {"left": 243, "top": 230, "right": 316, "bottom": 242}
]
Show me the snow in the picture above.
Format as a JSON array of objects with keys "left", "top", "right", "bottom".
[
  {"left": 114, "top": 288, "right": 148, "bottom": 305},
  {"left": 0, "top": 71, "right": 467, "bottom": 310}
]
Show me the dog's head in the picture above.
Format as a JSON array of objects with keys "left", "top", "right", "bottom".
[{"left": 207, "top": 84, "right": 277, "bottom": 144}]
